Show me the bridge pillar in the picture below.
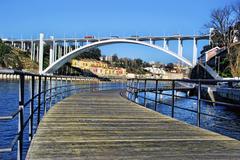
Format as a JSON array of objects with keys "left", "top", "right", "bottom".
[
  {"left": 54, "top": 41, "right": 57, "bottom": 61},
  {"left": 49, "top": 36, "right": 55, "bottom": 65},
  {"left": 64, "top": 40, "right": 67, "bottom": 55},
  {"left": 68, "top": 45, "right": 72, "bottom": 52},
  {"left": 163, "top": 38, "right": 169, "bottom": 50},
  {"left": 75, "top": 40, "right": 78, "bottom": 49},
  {"left": 23, "top": 42, "right": 26, "bottom": 51},
  {"left": 149, "top": 38, "right": 153, "bottom": 45},
  {"left": 33, "top": 42, "right": 36, "bottom": 61},
  {"left": 30, "top": 40, "right": 34, "bottom": 60},
  {"left": 58, "top": 43, "right": 62, "bottom": 58},
  {"left": 39, "top": 33, "right": 44, "bottom": 73},
  {"left": 178, "top": 38, "right": 183, "bottom": 57},
  {"left": 21, "top": 41, "right": 23, "bottom": 50},
  {"left": 193, "top": 37, "right": 198, "bottom": 66}
]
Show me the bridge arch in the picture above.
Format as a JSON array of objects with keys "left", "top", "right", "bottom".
[{"left": 42, "top": 39, "right": 192, "bottom": 74}]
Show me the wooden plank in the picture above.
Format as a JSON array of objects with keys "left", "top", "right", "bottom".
[{"left": 27, "top": 90, "right": 240, "bottom": 160}]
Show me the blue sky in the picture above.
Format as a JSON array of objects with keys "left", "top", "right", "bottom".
[{"left": 0, "top": 0, "right": 237, "bottom": 63}]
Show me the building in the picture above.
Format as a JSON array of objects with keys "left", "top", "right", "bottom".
[
  {"left": 100, "top": 55, "right": 114, "bottom": 62},
  {"left": 71, "top": 59, "right": 126, "bottom": 77},
  {"left": 144, "top": 67, "right": 166, "bottom": 75},
  {"left": 71, "top": 59, "right": 108, "bottom": 70},
  {"left": 198, "top": 46, "right": 225, "bottom": 64}
]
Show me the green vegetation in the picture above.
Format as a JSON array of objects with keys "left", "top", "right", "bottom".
[
  {"left": 76, "top": 48, "right": 101, "bottom": 60},
  {"left": 219, "top": 58, "right": 232, "bottom": 77},
  {"left": 0, "top": 39, "right": 38, "bottom": 72},
  {"left": 107, "top": 56, "right": 150, "bottom": 74}
]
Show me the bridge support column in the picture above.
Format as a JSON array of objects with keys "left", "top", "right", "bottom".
[
  {"left": 163, "top": 38, "right": 169, "bottom": 50},
  {"left": 149, "top": 38, "right": 153, "bottom": 45},
  {"left": 58, "top": 44, "right": 61, "bottom": 58},
  {"left": 49, "top": 36, "right": 55, "bottom": 65},
  {"left": 21, "top": 41, "right": 24, "bottom": 50},
  {"left": 178, "top": 38, "right": 183, "bottom": 57},
  {"left": 178, "top": 38, "right": 183, "bottom": 66},
  {"left": 23, "top": 42, "right": 26, "bottom": 51},
  {"left": 33, "top": 42, "right": 36, "bottom": 61},
  {"left": 30, "top": 40, "right": 34, "bottom": 60},
  {"left": 75, "top": 40, "right": 78, "bottom": 49},
  {"left": 54, "top": 41, "right": 57, "bottom": 61},
  {"left": 68, "top": 45, "right": 71, "bottom": 53},
  {"left": 39, "top": 33, "right": 44, "bottom": 73},
  {"left": 193, "top": 37, "right": 198, "bottom": 66},
  {"left": 64, "top": 40, "right": 67, "bottom": 55}
]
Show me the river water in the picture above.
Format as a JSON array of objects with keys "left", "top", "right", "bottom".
[{"left": 1, "top": 80, "right": 240, "bottom": 159}]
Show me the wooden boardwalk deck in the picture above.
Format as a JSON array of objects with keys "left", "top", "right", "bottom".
[{"left": 27, "top": 90, "right": 240, "bottom": 160}]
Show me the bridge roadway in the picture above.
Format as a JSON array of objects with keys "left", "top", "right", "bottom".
[{"left": 27, "top": 90, "right": 240, "bottom": 159}]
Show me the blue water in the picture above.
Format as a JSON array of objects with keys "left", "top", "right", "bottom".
[{"left": 0, "top": 79, "right": 126, "bottom": 160}]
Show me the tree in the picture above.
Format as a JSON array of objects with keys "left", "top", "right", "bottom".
[
  {"left": 112, "top": 54, "right": 118, "bottom": 62},
  {"left": 205, "top": 3, "right": 240, "bottom": 77},
  {"left": 76, "top": 48, "right": 101, "bottom": 60},
  {"left": 166, "top": 63, "right": 174, "bottom": 71},
  {"left": 232, "top": 2, "right": 240, "bottom": 22},
  {"left": 0, "top": 41, "right": 13, "bottom": 67},
  {"left": 206, "top": 6, "right": 234, "bottom": 35},
  {"left": 135, "top": 58, "right": 143, "bottom": 66}
]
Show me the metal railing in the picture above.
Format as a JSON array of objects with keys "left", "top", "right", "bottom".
[
  {"left": 0, "top": 69, "right": 125, "bottom": 160},
  {"left": 126, "top": 78, "right": 240, "bottom": 130}
]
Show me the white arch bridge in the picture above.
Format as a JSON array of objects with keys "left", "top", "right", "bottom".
[{"left": 2, "top": 33, "right": 209, "bottom": 74}]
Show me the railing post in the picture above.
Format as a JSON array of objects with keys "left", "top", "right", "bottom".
[
  {"left": 37, "top": 75, "right": 41, "bottom": 125},
  {"left": 197, "top": 81, "right": 201, "bottom": 127},
  {"left": 144, "top": 79, "right": 147, "bottom": 107},
  {"left": 171, "top": 80, "right": 175, "bottom": 118},
  {"left": 56, "top": 77, "right": 59, "bottom": 101},
  {"left": 74, "top": 77, "right": 77, "bottom": 94},
  {"left": 61, "top": 77, "right": 63, "bottom": 99},
  {"left": 131, "top": 79, "right": 134, "bottom": 101},
  {"left": 43, "top": 76, "right": 47, "bottom": 114},
  {"left": 154, "top": 80, "right": 158, "bottom": 111},
  {"left": 29, "top": 75, "right": 35, "bottom": 141},
  {"left": 18, "top": 74, "right": 24, "bottom": 160},
  {"left": 49, "top": 76, "right": 52, "bottom": 107},
  {"left": 65, "top": 77, "right": 68, "bottom": 96},
  {"left": 136, "top": 79, "right": 139, "bottom": 100}
]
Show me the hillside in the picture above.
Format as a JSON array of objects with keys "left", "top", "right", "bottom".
[{"left": 0, "top": 41, "right": 38, "bottom": 73}]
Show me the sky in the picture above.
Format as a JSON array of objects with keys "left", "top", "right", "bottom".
[{"left": 0, "top": 0, "right": 238, "bottom": 64}]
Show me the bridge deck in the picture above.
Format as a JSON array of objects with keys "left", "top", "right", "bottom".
[{"left": 27, "top": 90, "right": 240, "bottom": 160}]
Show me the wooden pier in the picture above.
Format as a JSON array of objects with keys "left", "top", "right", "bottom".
[{"left": 27, "top": 90, "right": 240, "bottom": 159}]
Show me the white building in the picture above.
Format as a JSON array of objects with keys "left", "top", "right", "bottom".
[{"left": 144, "top": 67, "right": 166, "bottom": 75}]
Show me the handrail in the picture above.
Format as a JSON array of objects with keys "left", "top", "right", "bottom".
[
  {"left": 125, "top": 78, "right": 240, "bottom": 135},
  {"left": 0, "top": 69, "right": 126, "bottom": 160},
  {"left": 127, "top": 78, "right": 240, "bottom": 83}
]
